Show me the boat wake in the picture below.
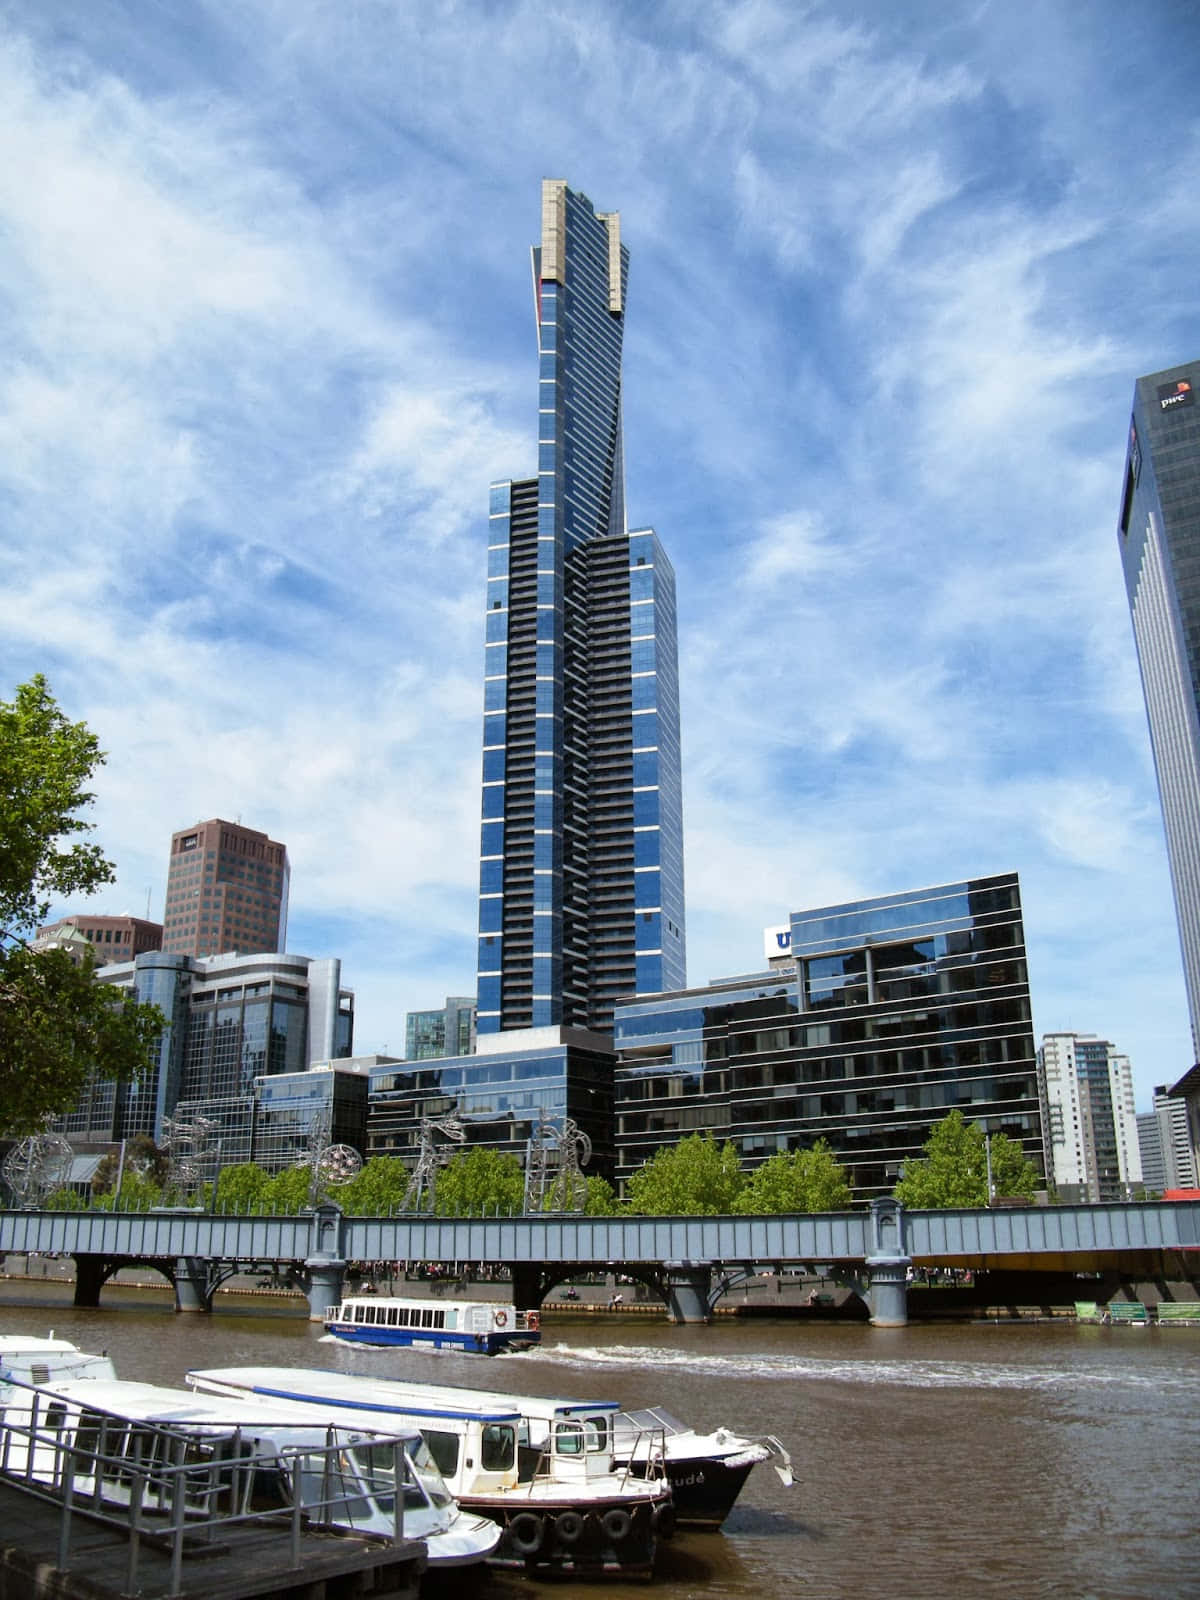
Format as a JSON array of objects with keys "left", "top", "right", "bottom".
[{"left": 527, "top": 1340, "right": 1194, "bottom": 1394}]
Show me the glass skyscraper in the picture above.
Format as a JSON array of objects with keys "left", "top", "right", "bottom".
[
  {"left": 477, "top": 180, "right": 686, "bottom": 1037},
  {"left": 1118, "top": 360, "right": 1200, "bottom": 1055}
]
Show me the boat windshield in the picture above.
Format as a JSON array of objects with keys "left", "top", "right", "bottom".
[
  {"left": 554, "top": 1417, "right": 609, "bottom": 1455},
  {"left": 349, "top": 1437, "right": 455, "bottom": 1513},
  {"left": 617, "top": 1407, "right": 687, "bottom": 1437}
]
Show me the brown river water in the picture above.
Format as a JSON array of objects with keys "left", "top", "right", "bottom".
[{"left": 1, "top": 1280, "right": 1197, "bottom": 1599}]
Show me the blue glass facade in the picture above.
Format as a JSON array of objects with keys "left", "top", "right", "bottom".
[
  {"left": 1118, "top": 360, "right": 1200, "bottom": 1055},
  {"left": 613, "top": 874, "right": 1044, "bottom": 1201},
  {"left": 477, "top": 182, "right": 685, "bottom": 1036}
]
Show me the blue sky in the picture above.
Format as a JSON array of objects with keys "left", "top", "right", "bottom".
[{"left": 2, "top": 1, "right": 1197, "bottom": 1106}]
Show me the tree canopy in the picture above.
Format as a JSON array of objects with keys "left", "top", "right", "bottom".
[
  {"left": 433, "top": 1146, "right": 526, "bottom": 1216},
  {"left": 0, "top": 677, "right": 164, "bottom": 1136},
  {"left": 624, "top": 1132, "right": 745, "bottom": 1215},
  {"left": 736, "top": 1141, "right": 852, "bottom": 1214},
  {"left": 894, "top": 1110, "right": 1042, "bottom": 1208}
]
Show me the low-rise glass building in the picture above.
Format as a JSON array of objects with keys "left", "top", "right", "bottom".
[{"left": 613, "top": 874, "right": 1044, "bottom": 1201}]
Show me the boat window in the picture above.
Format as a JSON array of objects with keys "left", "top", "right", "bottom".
[
  {"left": 480, "top": 1423, "right": 515, "bottom": 1471},
  {"left": 407, "top": 1436, "right": 455, "bottom": 1508},
  {"left": 583, "top": 1417, "right": 609, "bottom": 1452},
  {"left": 386, "top": 1307, "right": 399, "bottom": 1326},
  {"left": 422, "top": 1428, "right": 459, "bottom": 1478},
  {"left": 555, "top": 1422, "right": 585, "bottom": 1456}
]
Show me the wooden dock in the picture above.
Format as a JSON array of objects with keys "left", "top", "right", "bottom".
[{"left": 0, "top": 1478, "right": 426, "bottom": 1600}]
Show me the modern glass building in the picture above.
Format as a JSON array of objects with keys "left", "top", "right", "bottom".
[
  {"left": 477, "top": 179, "right": 685, "bottom": 1038},
  {"left": 404, "top": 996, "right": 476, "bottom": 1060},
  {"left": 1118, "top": 360, "right": 1200, "bottom": 1054},
  {"left": 613, "top": 874, "right": 1045, "bottom": 1201}
]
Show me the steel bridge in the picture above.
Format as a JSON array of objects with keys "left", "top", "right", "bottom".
[{"left": 2, "top": 1199, "right": 1197, "bottom": 1326}]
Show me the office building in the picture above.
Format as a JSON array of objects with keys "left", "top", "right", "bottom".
[
  {"left": 1137, "top": 1083, "right": 1198, "bottom": 1193},
  {"left": 161, "top": 819, "right": 289, "bottom": 958},
  {"left": 477, "top": 179, "right": 685, "bottom": 1039},
  {"left": 1037, "top": 1033, "right": 1142, "bottom": 1202},
  {"left": 1118, "top": 361, "right": 1200, "bottom": 1052},
  {"left": 57, "top": 950, "right": 353, "bottom": 1148},
  {"left": 612, "top": 874, "right": 1045, "bottom": 1202},
  {"left": 35, "top": 913, "right": 162, "bottom": 966},
  {"left": 405, "top": 997, "right": 476, "bottom": 1060}
]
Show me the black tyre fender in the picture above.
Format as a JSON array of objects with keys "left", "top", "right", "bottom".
[
  {"left": 508, "top": 1511, "right": 544, "bottom": 1555},
  {"left": 654, "top": 1501, "right": 676, "bottom": 1540},
  {"left": 554, "top": 1509, "right": 585, "bottom": 1545},
  {"left": 601, "top": 1506, "right": 633, "bottom": 1543}
]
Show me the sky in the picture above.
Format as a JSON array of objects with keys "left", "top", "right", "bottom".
[{"left": 2, "top": 0, "right": 1198, "bottom": 1109}]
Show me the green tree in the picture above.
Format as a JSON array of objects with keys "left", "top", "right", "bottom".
[
  {"left": 260, "top": 1164, "right": 313, "bottom": 1213},
  {"left": 625, "top": 1132, "right": 745, "bottom": 1215},
  {"left": 582, "top": 1175, "right": 620, "bottom": 1216},
  {"left": 91, "top": 1134, "right": 167, "bottom": 1196},
  {"left": 894, "top": 1111, "right": 1041, "bottom": 1207},
  {"left": 335, "top": 1156, "right": 412, "bottom": 1215},
  {"left": 0, "top": 676, "right": 164, "bottom": 1134},
  {"left": 434, "top": 1147, "right": 525, "bottom": 1216},
  {"left": 214, "top": 1162, "right": 272, "bottom": 1212},
  {"left": 736, "top": 1140, "right": 852, "bottom": 1214}
]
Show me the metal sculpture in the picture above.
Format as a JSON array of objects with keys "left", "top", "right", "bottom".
[
  {"left": 401, "top": 1115, "right": 465, "bottom": 1213},
  {"left": 161, "top": 1111, "right": 220, "bottom": 1199},
  {"left": 2, "top": 1131, "right": 73, "bottom": 1207},
  {"left": 296, "top": 1104, "right": 363, "bottom": 1206},
  {"left": 525, "top": 1113, "right": 591, "bottom": 1213}
]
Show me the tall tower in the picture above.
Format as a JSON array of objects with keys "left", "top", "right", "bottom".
[
  {"left": 161, "top": 819, "right": 290, "bottom": 958},
  {"left": 476, "top": 181, "right": 686, "bottom": 1037},
  {"left": 1118, "top": 361, "right": 1200, "bottom": 1054}
]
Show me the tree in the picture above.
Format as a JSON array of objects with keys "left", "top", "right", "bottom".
[
  {"left": 624, "top": 1132, "right": 745, "bottom": 1215},
  {"left": 335, "top": 1156, "right": 412, "bottom": 1215},
  {"left": 736, "top": 1140, "right": 852, "bottom": 1214},
  {"left": 214, "top": 1162, "right": 272, "bottom": 1212},
  {"left": 582, "top": 1175, "right": 620, "bottom": 1216},
  {"left": 894, "top": 1111, "right": 1041, "bottom": 1208},
  {"left": 91, "top": 1133, "right": 168, "bottom": 1196},
  {"left": 434, "top": 1147, "right": 525, "bottom": 1216},
  {"left": 0, "top": 676, "right": 164, "bottom": 1135}
]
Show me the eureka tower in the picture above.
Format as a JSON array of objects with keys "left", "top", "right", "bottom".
[{"left": 476, "top": 181, "right": 686, "bottom": 1037}]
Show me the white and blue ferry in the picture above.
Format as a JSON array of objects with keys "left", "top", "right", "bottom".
[{"left": 323, "top": 1294, "right": 540, "bottom": 1355}]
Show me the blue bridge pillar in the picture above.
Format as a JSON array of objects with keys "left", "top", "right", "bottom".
[
  {"left": 304, "top": 1202, "right": 347, "bottom": 1323},
  {"left": 664, "top": 1260, "right": 713, "bottom": 1323},
  {"left": 174, "top": 1256, "right": 212, "bottom": 1313},
  {"left": 865, "top": 1197, "right": 911, "bottom": 1327}
]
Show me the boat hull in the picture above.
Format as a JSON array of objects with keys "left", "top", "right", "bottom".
[
  {"left": 625, "top": 1452, "right": 758, "bottom": 1529},
  {"left": 468, "top": 1493, "right": 670, "bottom": 1577}
]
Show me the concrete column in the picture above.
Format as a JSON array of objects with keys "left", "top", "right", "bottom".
[
  {"left": 664, "top": 1261, "right": 712, "bottom": 1323},
  {"left": 865, "top": 1255, "right": 910, "bottom": 1327},
  {"left": 174, "top": 1256, "right": 212, "bottom": 1313},
  {"left": 304, "top": 1258, "right": 346, "bottom": 1322}
]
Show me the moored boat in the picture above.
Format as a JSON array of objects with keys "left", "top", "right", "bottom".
[
  {"left": 323, "top": 1294, "right": 540, "bottom": 1354},
  {"left": 612, "top": 1404, "right": 794, "bottom": 1527},
  {"left": 187, "top": 1364, "right": 675, "bottom": 1578},
  {"left": 0, "top": 1372, "right": 500, "bottom": 1569}
]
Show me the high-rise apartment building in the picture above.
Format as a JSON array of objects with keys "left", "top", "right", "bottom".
[
  {"left": 405, "top": 997, "right": 476, "bottom": 1060},
  {"left": 161, "top": 819, "right": 289, "bottom": 958},
  {"left": 1118, "top": 361, "right": 1200, "bottom": 1053},
  {"left": 612, "top": 874, "right": 1045, "bottom": 1201},
  {"left": 1037, "top": 1033, "right": 1142, "bottom": 1202},
  {"left": 477, "top": 180, "right": 685, "bottom": 1038},
  {"left": 1137, "top": 1082, "right": 1198, "bottom": 1193}
]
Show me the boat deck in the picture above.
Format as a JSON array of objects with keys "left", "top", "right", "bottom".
[{"left": 0, "top": 1475, "right": 426, "bottom": 1600}]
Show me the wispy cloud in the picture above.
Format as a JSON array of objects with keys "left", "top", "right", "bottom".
[{"left": 1, "top": 0, "right": 1196, "bottom": 1096}]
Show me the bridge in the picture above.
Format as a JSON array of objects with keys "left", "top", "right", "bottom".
[{"left": 2, "top": 1199, "right": 1198, "bottom": 1326}]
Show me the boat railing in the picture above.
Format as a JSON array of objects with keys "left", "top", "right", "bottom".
[
  {"left": 0, "top": 1378, "right": 417, "bottom": 1597},
  {"left": 516, "top": 1421, "right": 669, "bottom": 1492}
]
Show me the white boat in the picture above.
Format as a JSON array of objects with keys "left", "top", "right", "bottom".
[
  {"left": 187, "top": 1364, "right": 674, "bottom": 1578},
  {"left": 0, "top": 1332, "right": 117, "bottom": 1390},
  {"left": 612, "top": 1404, "right": 794, "bottom": 1527},
  {"left": 0, "top": 1372, "right": 500, "bottom": 1569},
  {"left": 323, "top": 1294, "right": 540, "bottom": 1354}
]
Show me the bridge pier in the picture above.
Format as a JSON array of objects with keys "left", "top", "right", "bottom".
[
  {"left": 865, "top": 1196, "right": 912, "bottom": 1327},
  {"left": 303, "top": 1202, "right": 348, "bottom": 1322},
  {"left": 73, "top": 1255, "right": 108, "bottom": 1308},
  {"left": 664, "top": 1261, "right": 713, "bottom": 1323},
  {"left": 174, "top": 1256, "right": 213, "bottom": 1313}
]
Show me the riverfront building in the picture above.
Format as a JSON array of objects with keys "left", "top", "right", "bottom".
[
  {"left": 611, "top": 874, "right": 1045, "bottom": 1202},
  {"left": 57, "top": 950, "right": 354, "bottom": 1148},
  {"left": 477, "top": 179, "right": 685, "bottom": 1039},
  {"left": 1117, "top": 361, "right": 1200, "bottom": 1052},
  {"left": 35, "top": 913, "right": 162, "bottom": 966},
  {"left": 1037, "top": 1033, "right": 1141, "bottom": 1203},
  {"left": 1137, "top": 1083, "right": 1198, "bottom": 1193},
  {"left": 162, "top": 819, "right": 290, "bottom": 959}
]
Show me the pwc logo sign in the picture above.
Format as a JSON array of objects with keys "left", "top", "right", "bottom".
[{"left": 1157, "top": 377, "right": 1194, "bottom": 412}]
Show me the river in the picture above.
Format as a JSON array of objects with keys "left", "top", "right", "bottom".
[{"left": 2, "top": 1280, "right": 1197, "bottom": 1599}]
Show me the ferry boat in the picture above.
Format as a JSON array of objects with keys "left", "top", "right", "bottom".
[
  {"left": 0, "top": 1372, "right": 500, "bottom": 1569},
  {"left": 187, "top": 1364, "right": 675, "bottom": 1578},
  {"left": 323, "top": 1294, "right": 540, "bottom": 1354}
]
